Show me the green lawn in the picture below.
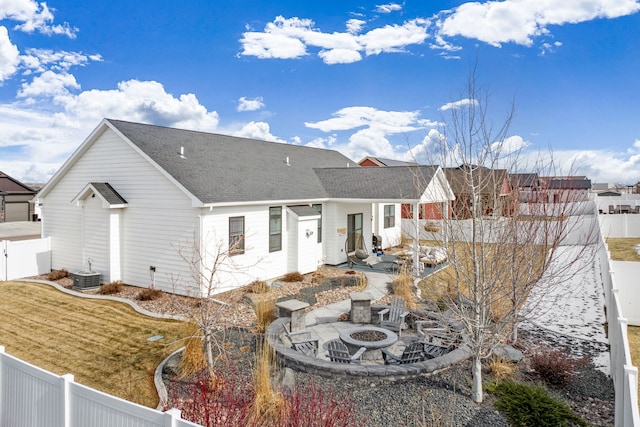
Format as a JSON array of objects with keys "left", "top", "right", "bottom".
[{"left": 0, "top": 281, "right": 186, "bottom": 407}]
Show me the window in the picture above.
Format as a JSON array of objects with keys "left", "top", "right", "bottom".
[
  {"left": 383, "top": 205, "right": 395, "bottom": 228},
  {"left": 269, "top": 207, "right": 282, "bottom": 252},
  {"left": 312, "top": 204, "right": 322, "bottom": 243},
  {"left": 229, "top": 216, "right": 245, "bottom": 255}
]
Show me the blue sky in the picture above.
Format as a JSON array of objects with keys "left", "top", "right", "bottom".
[{"left": 1, "top": 0, "right": 639, "bottom": 184}]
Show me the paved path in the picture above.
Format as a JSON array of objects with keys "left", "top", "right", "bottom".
[{"left": 305, "top": 270, "right": 394, "bottom": 327}]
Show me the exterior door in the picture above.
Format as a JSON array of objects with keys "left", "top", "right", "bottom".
[{"left": 347, "top": 213, "right": 363, "bottom": 252}]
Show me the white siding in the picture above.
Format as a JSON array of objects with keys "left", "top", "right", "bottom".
[
  {"left": 41, "top": 128, "right": 197, "bottom": 293},
  {"left": 200, "top": 205, "right": 290, "bottom": 293},
  {"left": 372, "top": 202, "right": 402, "bottom": 249},
  {"left": 323, "top": 202, "right": 372, "bottom": 265}
]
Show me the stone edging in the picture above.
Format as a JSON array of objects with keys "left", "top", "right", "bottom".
[
  {"left": 266, "top": 317, "right": 472, "bottom": 380},
  {"left": 16, "top": 279, "right": 186, "bottom": 321},
  {"left": 154, "top": 347, "right": 185, "bottom": 410}
]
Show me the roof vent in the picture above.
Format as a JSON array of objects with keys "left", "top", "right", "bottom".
[
  {"left": 179, "top": 146, "right": 186, "bottom": 159},
  {"left": 286, "top": 156, "right": 290, "bottom": 166}
]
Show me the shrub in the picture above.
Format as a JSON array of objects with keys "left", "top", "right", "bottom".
[
  {"left": 254, "top": 297, "right": 275, "bottom": 333},
  {"left": 531, "top": 348, "right": 587, "bottom": 387},
  {"left": 391, "top": 266, "right": 414, "bottom": 308},
  {"left": 284, "top": 380, "right": 366, "bottom": 427},
  {"left": 136, "top": 287, "right": 163, "bottom": 301},
  {"left": 282, "top": 272, "right": 305, "bottom": 282},
  {"left": 250, "top": 340, "right": 285, "bottom": 425},
  {"left": 97, "top": 281, "right": 124, "bottom": 295},
  {"left": 249, "top": 280, "right": 269, "bottom": 294},
  {"left": 48, "top": 269, "right": 68, "bottom": 281},
  {"left": 487, "top": 381, "right": 587, "bottom": 426},
  {"left": 488, "top": 356, "right": 517, "bottom": 381},
  {"left": 180, "top": 323, "right": 206, "bottom": 378}
]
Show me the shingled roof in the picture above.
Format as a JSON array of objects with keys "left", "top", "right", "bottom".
[
  {"left": 108, "top": 119, "right": 356, "bottom": 204},
  {"left": 314, "top": 166, "right": 439, "bottom": 200}
]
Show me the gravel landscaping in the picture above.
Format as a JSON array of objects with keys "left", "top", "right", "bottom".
[{"left": 34, "top": 267, "right": 616, "bottom": 426}]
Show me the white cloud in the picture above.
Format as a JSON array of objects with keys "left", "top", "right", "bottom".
[
  {"left": 19, "top": 49, "right": 101, "bottom": 74},
  {"left": 237, "top": 96, "right": 265, "bottom": 112},
  {"left": 232, "top": 121, "right": 286, "bottom": 143},
  {"left": 18, "top": 70, "right": 80, "bottom": 99},
  {"left": 375, "top": 3, "right": 403, "bottom": 14},
  {"left": 318, "top": 48, "right": 362, "bottom": 64},
  {"left": 346, "top": 19, "right": 366, "bottom": 34},
  {"left": 0, "top": 0, "right": 77, "bottom": 38},
  {"left": 0, "top": 80, "right": 221, "bottom": 182},
  {"left": 358, "top": 19, "right": 430, "bottom": 55},
  {"left": 439, "top": 98, "right": 478, "bottom": 111},
  {"left": 0, "top": 26, "right": 20, "bottom": 81},
  {"left": 490, "top": 134, "right": 530, "bottom": 156},
  {"left": 437, "top": 0, "right": 640, "bottom": 48},
  {"left": 305, "top": 106, "right": 436, "bottom": 162},
  {"left": 240, "top": 16, "right": 430, "bottom": 64}
]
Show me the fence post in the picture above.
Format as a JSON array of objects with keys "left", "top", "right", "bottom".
[
  {"left": 61, "top": 374, "right": 74, "bottom": 427},
  {"left": 164, "top": 408, "right": 182, "bottom": 427},
  {"left": 623, "top": 366, "right": 639, "bottom": 427},
  {"left": 0, "top": 345, "right": 4, "bottom": 419}
]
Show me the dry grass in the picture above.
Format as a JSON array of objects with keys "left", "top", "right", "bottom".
[
  {"left": 606, "top": 238, "right": 640, "bottom": 262},
  {"left": 418, "top": 241, "right": 545, "bottom": 321},
  {"left": 250, "top": 340, "right": 285, "bottom": 425},
  {"left": 392, "top": 266, "right": 415, "bottom": 308},
  {"left": 488, "top": 355, "right": 517, "bottom": 381},
  {"left": 254, "top": 296, "right": 276, "bottom": 333},
  {"left": 179, "top": 322, "right": 206, "bottom": 378},
  {"left": 0, "top": 281, "right": 185, "bottom": 408}
]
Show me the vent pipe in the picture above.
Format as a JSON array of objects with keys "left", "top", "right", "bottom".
[
  {"left": 286, "top": 156, "right": 290, "bottom": 166},
  {"left": 179, "top": 146, "right": 185, "bottom": 159}
]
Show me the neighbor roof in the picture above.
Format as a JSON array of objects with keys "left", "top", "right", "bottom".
[
  {"left": 543, "top": 177, "right": 592, "bottom": 190},
  {"left": 107, "top": 119, "right": 356, "bottom": 204},
  {"left": 314, "top": 166, "right": 439, "bottom": 200},
  {"left": 358, "top": 156, "right": 419, "bottom": 167},
  {"left": 444, "top": 165, "right": 511, "bottom": 196},
  {"left": 0, "top": 171, "right": 36, "bottom": 194}
]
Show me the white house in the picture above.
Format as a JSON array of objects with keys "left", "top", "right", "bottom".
[{"left": 37, "top": 119, "right": 453, "bottom": 296}]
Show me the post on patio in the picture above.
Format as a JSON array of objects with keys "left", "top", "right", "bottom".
[
  {"left": 275, "top": 299, "right": 310, "bottom": 332},
  {"left": 350, "top": 292, "right": 372, "bottom": 324},
  {"left": 413, "top": 201, "right": 421, "bottom": 276}
]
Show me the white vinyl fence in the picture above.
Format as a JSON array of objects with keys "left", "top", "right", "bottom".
[
  {"left": 597, "top": 239, "right": 640, "bottom": 427},
  {"left": 0, "top": 346, "right": 200, "bottom": 427},
  {"left": 599, "top": 214, "right": 640, "bottom": 238},
  {"left": 0, "top": 237, "right": 51, "bottom": 281}
]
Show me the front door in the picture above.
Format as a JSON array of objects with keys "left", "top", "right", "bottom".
[{"left": 347, "top": 213, "right": 363, "bottom": 252}]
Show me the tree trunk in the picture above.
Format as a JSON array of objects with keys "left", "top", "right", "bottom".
[
  {"left": 471, "top": 355, "right": 483, "bottom": 403},
  {"left": 204, "top": 331, "right": 215, "bottom": 379},
  {"left": 510, "top": 319, "right": 519, "bottom": 344}
]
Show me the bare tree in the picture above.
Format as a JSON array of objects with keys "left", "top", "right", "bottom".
[
  {"left": 170, "top": 233, "right": 259, "bottom": 379},
  {"left": 415, "top": 72, "right": 599, "bottom": 403}
]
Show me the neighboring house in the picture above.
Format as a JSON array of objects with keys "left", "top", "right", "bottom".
[
  {"left": 357, "top": 156, "right": 449, "bottom": 223},
  {"left": 358, "top": 156, "right": 418, "bottom": 167},
  {"left": 445, "top": 165, "right": 512, "bottom": 219},
  {"left": 38, "top": 119, "right": 453, "bottom": 296},
  {"left": 540, "top": 176, "right": 592, "bottom": 203},
  {"left": 510, "top": 173, "right": 540, "bottom": 203},
  {"left": 0, "top": 171, "right": 37, "bottom": 222}
]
